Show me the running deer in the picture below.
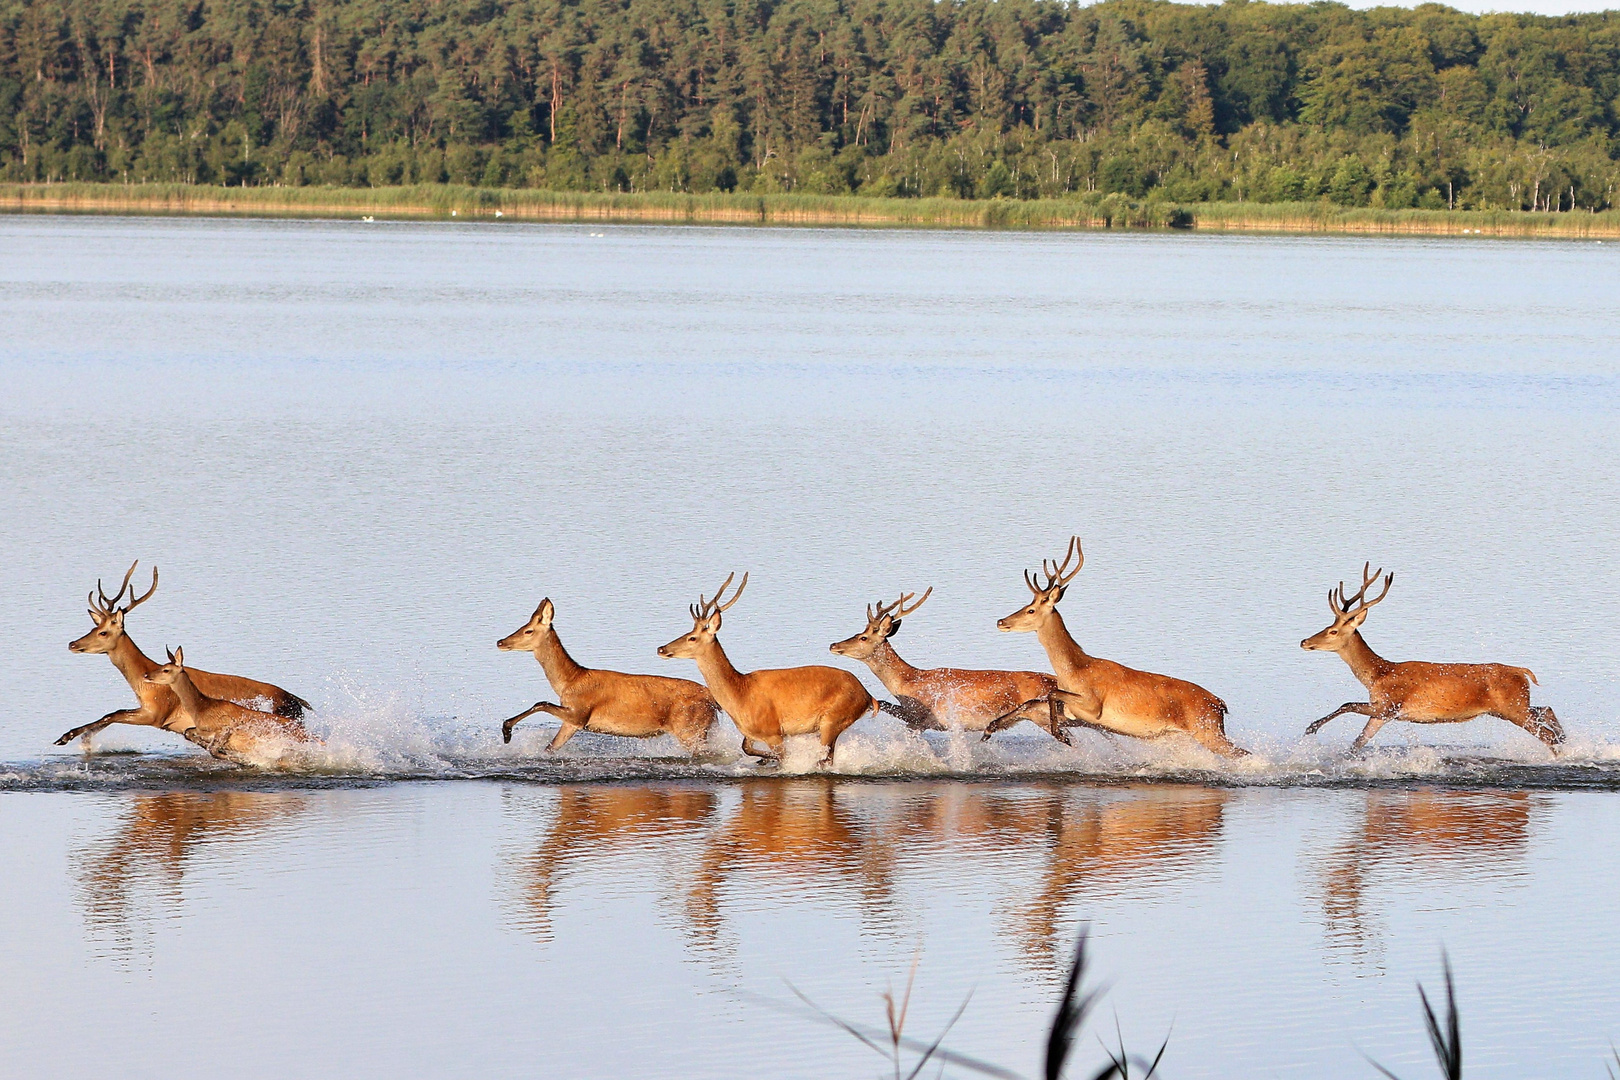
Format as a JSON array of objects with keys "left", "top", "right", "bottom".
[
  {"left": 657, "top": 573, "right": 878, "bottom": 765},
  {"left": 829, "top": 588, "right": 1062, "bottom": 738},
  {"left": 61, "top": 562, "right": 310, "bottom": 746},
  {"left": 1301, "top": 564, "right": 1563, "bottom": 752},
  {"left": 496, "top": 596, "right": 720, "bottom": 753},
  {"left": 994, "top": 536, "right": 1247, "bottom": 757},
  {"left": 143, "top": 646, "right": 318, "bottom": 764}
]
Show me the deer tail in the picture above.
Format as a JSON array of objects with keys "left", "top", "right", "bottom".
[{"left": 1517, "top": 667, "right": 1539, "bottom": 686}]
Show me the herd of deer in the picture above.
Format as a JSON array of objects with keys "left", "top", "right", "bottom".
[{"left": 62, "top": 537, "right": 1566, "bottom": 767}]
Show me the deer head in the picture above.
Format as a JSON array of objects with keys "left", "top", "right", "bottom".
[
  {"left": 69, "top": 562, "right": 159, "bottom": 654},
  {"left": 497, "top": 597, "right": 556, "bottom": 651},
  {"left": 1301, "top": 563, "right": 1393, "bottom": 652},
  {"left": 143, "top": 646, "right": 187, "bottom": 685},
  {"left": 998, "top": 536, "right": 1083, "bottom": 633},
  {"left": 829, "top": 588, "right": 932, "bottom": 659},
  {"left": 658, "top": 572, "right": 748, "bottom": 659}
]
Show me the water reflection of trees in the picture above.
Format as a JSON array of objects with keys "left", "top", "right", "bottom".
[
  {"left": 1316, "top": 789, "right": 1536, "bottom": 964},
  {"left": 73, "top": 791, "right": 308, "bottom": 960},
  {"left": 504, "top": 781, "right": 1228, "bottom": 964}
]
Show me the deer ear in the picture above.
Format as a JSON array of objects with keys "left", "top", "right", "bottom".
[
  {"left": 1055, "top": 586, "right": 1067, "bottom": 603},
  {"left": 885, "top": 618, "right": 902, "bottom": 638},
  {"left": 708, "top": 611, "right": 723, "bottom": 633},
  {"left": 538, "top": 598, "right": 555, "bottom": 623},
  {"left": 1345, "top": 608, "right": 1369, "bottom": 631},
  {"left": 174, "top": 646, "right": 184, "bottom": 666}
]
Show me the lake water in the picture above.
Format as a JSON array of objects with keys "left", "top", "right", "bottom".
[{"left": 1, "top": 217, "right": 1617, "bottom": 1077}]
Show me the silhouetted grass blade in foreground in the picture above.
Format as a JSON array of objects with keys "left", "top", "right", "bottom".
[
  {"left": 1367, "top": 953, "right": 1462, "bottom": 1080},
  {"left": 778, "top": 926, "right": 1164, "bottom": 1080}
]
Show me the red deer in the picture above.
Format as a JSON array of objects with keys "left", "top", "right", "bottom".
[
  {"left": 829, "top": 588, "right": 1062, "bottom": 739},
  {"left": 62, "top": 562, "right": 309, "bottom": 747},
  {"left": 994, "top": 536, "right": 1246, "bottom": 757},
  {"left": 143, "top": 646, "right": 318, "bottom": 764},
  {"left": 496, "top": 596, "right": 719, "bottom": 754},
  {"left": 658, "top": 573, "right": 877, "bottom": 766},
  {"left": 1301, "top": 563, "right": 1563, "bottom": 752}
]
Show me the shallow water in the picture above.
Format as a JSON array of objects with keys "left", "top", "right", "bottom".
[{"left": 1, "top": 217, "right": 1618, "bottom": 1075}]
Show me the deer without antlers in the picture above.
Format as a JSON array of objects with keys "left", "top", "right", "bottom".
[
  {"left": 143, "top": 646, "right": 318, "bottom": 765},
  {"left": 61, "top": 562, "right": 311, "bottom": 748},
  {"left": 830, "top": 587, "right": 1063, "bottom": 738},
  {"left": 658, "top": 573, "right": 878, "bottom": 767},
  {"left": 994, "top": 536, "right": 1247, "bottom": 757},
  {"left": 1301, "top": 563, "right": 1563, "bottom": 753},
  {"left": 496, "top": 596, "right": 720, "bottom": 754}
]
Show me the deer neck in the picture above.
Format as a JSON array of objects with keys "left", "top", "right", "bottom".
[
  {"left": 1037, "top": 610, "right": 1092, "bottom": 679},
  {"left": 167, "top": 670, "right": 208, "bottom": 727},
  {"left": 107, "top": 633, "right": 161, "bottom": 695},
  {"left": 1338, "top": 631, "right": 1392, "bottom": 688},
  {"left": 861, "top": 640, "right": 920, "bottom": 697},
  {"left": 693, "top": 639, "right": 750, "bottom": 717},
  {"left": 533, "top": 627, "right": 588, "bottom": 693}
]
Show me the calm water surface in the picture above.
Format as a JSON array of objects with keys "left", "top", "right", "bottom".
[{"left": 1, "top": 218, "right": 1617, "bottom": 1076}]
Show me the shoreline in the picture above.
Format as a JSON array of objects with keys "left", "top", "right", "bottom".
[{"left": 5, "top": 182, "right": 1620, "bottom": 238}]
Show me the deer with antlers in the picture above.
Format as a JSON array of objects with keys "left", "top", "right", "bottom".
[
  {"left": 830, "top": 588, "right": 1064, "bottom": 739},
  {"left": 993, "top": 536, "right": 1247, "bottom": 757},
  {"left": 1301, "top": 563, "right": 1564, "bottom": 753},
  {"left": 143, "top": 647, "right": 317, "bottom": 764},
  {"left": 658, "top": 573, "right": 878, "bottom": 766},
  {"left": 496, "top": 596, "right": 720, "bottom": 753},
  {"left": 62, "top": 562, "right": 310, "bottom": 747}
]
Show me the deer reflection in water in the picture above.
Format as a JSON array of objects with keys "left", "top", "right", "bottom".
[
  {"left": 1317, "top": 789, "right": 1537, "bottom": 963},
  {"left": 506, "top": 785, "right": 721, "bottom": 941},
  {"left": 506, "top": 781, "right": 893, "bottom": 945},
  {"left": 895, "top": 785, "right": 1229, "bottom": 972},
  {"left": 73, "top": 791, "right": 308, "bottom": 957},
  {"left": 507, "top": 781, "right": 1225, "bottom": 964},
  {"left": 687, "top": 780, "right": 896, "bottom": 944}
]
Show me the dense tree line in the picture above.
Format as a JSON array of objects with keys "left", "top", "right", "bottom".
[{"left": 4, "top": 0, "right": 1619, "bottom": 209}]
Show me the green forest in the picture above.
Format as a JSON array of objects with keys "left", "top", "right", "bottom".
[{"left": 4, "top": 0, "right": 1619, "bottom": 210}]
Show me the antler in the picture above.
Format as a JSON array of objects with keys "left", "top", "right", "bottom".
[
  {"left": 869, "top": 587, "right": 933, "bottom": 625},
  {"left": 1027, "top": 536, "right": 1085, "bottom": 593},
  {"left": 90, "top": 561, "right": 158, "bottom": 618},
  {"left": 1332, "top": 562, "right": 1393, "bottom": 618},
  {"left": 97, "top": 561, "right": 139, "bottom": 612},
  {"left": 692, "top": 572, "right": 749, "bottom": 620}
]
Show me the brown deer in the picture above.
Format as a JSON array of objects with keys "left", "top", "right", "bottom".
[
  {"left": 143, "top": 646, "right": 318, "bottom": 764},
  {"left": 496, "top": 596, "right": 720, "bottom": 753},
  {"left": 61, "top": 562, "right": 310, "bottom": 747},
  {"left": 1301, "top": 563, "right": 1564, "bottom": 752},
  {"left": 994, "top": 536, "right": 1247, "bottom": 757},
  {"left": 829, "top": 588, "right": 1062, "bottom": 738},
  {"left": 658, "top": 573, "right": 878, "bottom": 766}
]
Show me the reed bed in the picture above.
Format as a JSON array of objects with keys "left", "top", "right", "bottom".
[{"left": 6, "top": 182, "right": 1620, "bottom": 238}]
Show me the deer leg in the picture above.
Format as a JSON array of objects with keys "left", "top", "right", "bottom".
[
  {"left": 502, "top": 701, "right": 575, "bottom": 744},
  {"left": 983, "top": 696, "right": 1055, "bottom": 740},
  {"left": 877, "top": 697, "right": 944, "bottom": 731},
  {"left": 55, "top": 708, "right": 150, "bottom": 747},
  {"left": 1529, "top": 706, "right": 1565, "bottom": 751},
  {"left": 1306, "top": 702, "right": 1372, "bottom": 735},
  {"left": 1348, "top": 712, "right": 1395, "bottom": 751},
  {"left": 741, "top": 737, "right": 781, "bottom": 762}
]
